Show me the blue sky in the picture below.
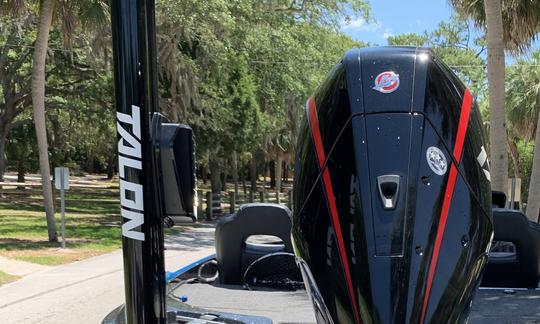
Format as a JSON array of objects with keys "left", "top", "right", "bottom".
[
  {"left": 341, "top": 0, "right": 456, "bottom": 46},
  {"left": 340, "top": 0, "right": 538, "bottom": 61}
]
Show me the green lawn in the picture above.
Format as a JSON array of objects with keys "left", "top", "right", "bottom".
[
  {"left": 0, "top": 185, "right": 122, "bottom": 265},
  {"left": 0, "top": 270, "right": 20, "bottom": 286},
  {"left": 0, "top": 178, "right": 291, "bottom": 266}
]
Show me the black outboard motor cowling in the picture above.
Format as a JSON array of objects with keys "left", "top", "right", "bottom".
[{"left": 292, "top": 47, "right": 493, "bottom": 324}]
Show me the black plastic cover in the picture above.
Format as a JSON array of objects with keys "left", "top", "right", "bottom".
[
  {"left": 292, "top": 46, "right": 493, "bottom": 324},
  {"left": 152, "top": 113, "right": 198, "bottom": 223}
]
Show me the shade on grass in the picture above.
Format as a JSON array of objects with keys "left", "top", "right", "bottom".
[{"left": 0, "top": 187, "right": 122, "bottom": 265}]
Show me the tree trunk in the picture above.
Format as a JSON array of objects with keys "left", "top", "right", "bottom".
[
  {"left": 232, "top": 151, "right": 239, "bottom": 197},
  {"left": 221, "top": 166, "right": 227, "bottom": 192},
  {"left": 106, "top": 150, "right": 115, "bottom": 180},
  {"left": 526, "top": 92, "right": 540, "bottom": 222},
  {"left": 507, "top": 138, "right": 521, "bottom": 178},
  {"left": 242, "top": 167, "right": 247, "bottom": 196},
  {"left": 262, "top": 163, "right": 268, "bottom": 197},
  {"left": 275, "top": 154, "right": 283, "bottom": 193},
  {"left": 17, "top": 158, "right": 26, "bottom": 183},
  {"left": 269, "top": 161, "right": 276, "bottom": 188},
  {"left": 200, "top": 164, "right": 207, "bottom": 184},
  {"left": 0, "top": 132, "right": 6, "bottom": 182},
  {"left": 209, "top": 157, "right": 221, "bottom": 194},
  {"left": 250, "top": 155, "right": 257, "bottom": 192},
  {"left": 16, "top": 156, "right": 26, "bottom": 190},
  {"left": 283, "top": 160, "right": 289, "bottom": 183},
  {"left": 32, "top": 0, "right": 57, "bottom": 242},
  {"left": 484, "top": 0, "right": 508, "bottom": 194},
  {"left": 86, "top": 151, "right": 95, "bottom": 173}
]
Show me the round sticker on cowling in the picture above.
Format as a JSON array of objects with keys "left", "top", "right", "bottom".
[
  {"left": 372, "top": 71, "right": 400, "bottom": 93},
  {"left": 426, "top": 146, "right": 447, "bottom": 176}
]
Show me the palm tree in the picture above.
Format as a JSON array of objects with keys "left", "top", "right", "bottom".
[
  {"left": 33, "top": 0, "right": 58, "bottom": 242},
  {"left": 34, "top": 0, "right": 108, "bottom": 242},
  {"left": 529, "top": 89, "right": 540, "bottom": 222},
  {"left": 506, "top": 52, "right": 540, "bottom": 221},
  {"left": 483, "top": 0, "right": 507, "bottom": 195},
  {"left": 2, "top": 0, "right": 109, "bottom": 242},
  {"left": 450, "top": 0, "right": 540, "bottom": 199}
]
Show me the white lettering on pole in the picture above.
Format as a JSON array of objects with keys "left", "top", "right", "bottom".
[
  {"left": 117, "top": 123, "right": 142, "bottom": 158},
  {"left": 118, "top": 155, "right": 142, "bottom": 178},
  {"left": 117, "top": 105, "right": 145, "bottom": 241},
  {"left": 121, "top": 208, "right": 145, "bottom": 241},
  {"left": 117, "top": 105, "right": 141, "bottom": 139},
  {"left": 120, "top": 179, "right": 144, "bottom": 211}
]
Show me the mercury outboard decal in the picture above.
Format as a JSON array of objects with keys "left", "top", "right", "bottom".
[{"left": 372, "top": 71, "right": 400, "bottom": 93}]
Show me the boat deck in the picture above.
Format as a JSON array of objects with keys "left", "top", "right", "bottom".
[{"left": 175, "top": 283, "right": 540, "bottom": 323}]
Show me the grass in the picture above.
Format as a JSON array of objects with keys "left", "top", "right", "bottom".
[
  {"left": 0, "top": 183, "right": 122, "bottom": 265},
  {"left": 0, "top": 176, "right": 293, "bottom": 266},
  {"left": 0, "top": 270, "right": 21, "bottom": 286}
]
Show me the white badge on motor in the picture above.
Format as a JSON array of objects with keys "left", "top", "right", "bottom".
[{"left": 426, "top": 146, "right": 447, "bottom": 176}]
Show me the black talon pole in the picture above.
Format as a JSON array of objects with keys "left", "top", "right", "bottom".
[{"left": 110, "top": 1, "right": 166, "bottom": 323}]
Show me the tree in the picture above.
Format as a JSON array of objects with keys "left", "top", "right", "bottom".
[
  {"left": 450, "top": 0, "right": 506, "bottom": 193},
  {"left": 483, "top": 0, "right": 507, "bottom": 194},
  {"left": 0, "top": 14, "right": 34, "bottom": 182},
  {"left": 226, "top": 55, "right": 263, "bottom": 195},
  {"left": 32, "top": 0, "right": 58, "bottom": 242},
  {"left": 42, "top": 29, "right": 115, "bottom": 176},
  {"left": 387, "top": 33, "right": 429, "bottom": 47},
  {"left": 7, "top": 0, "right": 109, "bottom": 242},
  {"left": 527, "top": 111, "right": 540, "bottom": 221},
  {"left": 154, "top": 0, "right": 369, "bottom": 196},
  {"left": 450, "top": 0, "right": 540, "bottom": 197},
  {"left": 7, "top": 121, "right": 38, "bottom": 184},
  {"left": 506, "top": 52, "right": 540, "bottom": 221},
  {"left": 387, "top": 16, "right": 487, "bottom": 97}
]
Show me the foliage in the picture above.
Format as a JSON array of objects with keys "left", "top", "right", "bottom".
[
  {"left": 0, "top": 13, "right": 36, "bottom": 178},
  {"left": 506, "top": 50, "right": 540, "bottom": 205},
  {"left": 0, "top": 9, "right": 115, "bottom": 176},
  {"left": 506, "top": 51, "right": 540, "bottom": 141},
  {"left": 0, "top": 1, "right": 371, "bottom": 186},
  {"left": 515, "top": 139, "right": 534, "bottom": 204},
  {"left": 387, "top": 16, "right": 487, "bottom": 97},
  {"left": 450, "top": 0, "right": 540, "bottom": 54},
  {"left": 154, "top": 0, "right": 369, "bottom": 179},
  {"left": 44, "top": 30, "right": 115, "bottom": 173}
]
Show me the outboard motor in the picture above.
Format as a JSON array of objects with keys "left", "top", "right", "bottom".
[{"left": 292, "top": 47, "right": 493, "bottom": 324}]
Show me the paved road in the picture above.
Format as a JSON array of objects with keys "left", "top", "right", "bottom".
[{"left": 0, "top": 222, "right": 215, "bottom": 324}]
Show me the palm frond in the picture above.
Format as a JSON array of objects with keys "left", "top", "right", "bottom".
[
  {"left": 506, "top": 50, "right": 540, "bottom": 139},
  {"left": 77, "top": 0, "right": 110, "bottom": 30},
  {"left": 449, "top": 0, "right": 540, "bottom": 54},
  {"left": 56, "top": 0, "right": 77, "bottom": 48}
]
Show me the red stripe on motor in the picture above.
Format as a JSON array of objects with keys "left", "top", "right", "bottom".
[
  {"left": 307, "top": 97, "right": 363, "bottom": 324},
  {"left": 420, "top": 89, "right": 473, "bottom": 323}
]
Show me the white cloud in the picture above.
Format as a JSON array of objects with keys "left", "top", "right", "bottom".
[
  {"left": 341, "top": 18, "right": 381, "bottom": 32},
  {"left": 381, "top": 28, "right": 394, "bottom": 39}
]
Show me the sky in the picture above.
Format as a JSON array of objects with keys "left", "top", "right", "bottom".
[
  {"left": 339, "top": 0, "right": 538, "bottom": 62},
  {"left": 340, "top": 0, "right": 455, "bottom": 46}
]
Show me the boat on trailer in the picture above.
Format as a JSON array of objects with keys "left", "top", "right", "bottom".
[{"left": 106, "top": 1, "right": 540, "bottom": 323}]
